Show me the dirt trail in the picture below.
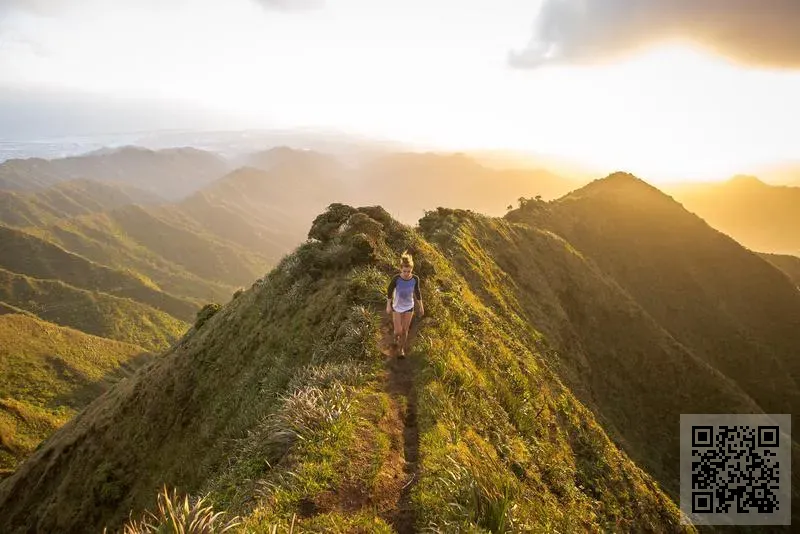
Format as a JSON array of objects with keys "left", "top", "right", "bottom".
[{"left": 379, "top": 315, "right": 422, "bottom": 534}]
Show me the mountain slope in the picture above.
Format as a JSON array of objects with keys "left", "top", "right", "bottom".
[
  {"left": 667, "top": 176, "right": 800, "bottom": 255},
  {"left": 0, "top": 224, "right": 197, "bottom": 320},
  {"left": 0, "top": 179, "right": 162, "bottom": 228},
  {"left": 0, "top": 313, "right": 150, "bottom": 474},
  {"left": 0, "top": 205, "right": 688, "bottom": 533},
  {"left": 0, "top": 268, "right": 188, "bottom": 351},
  {"left": 179, "top": 165, "right": 345, "bottom": 256},
  {"left": 535, "top": 173, "right": 800, "bottom": 417},
  {"left": 0, "top": 146, "right": 228, "bottom": 199},
  {"left": 32, "top": 203, "right": 270, "bottom": 301},
  {"left": 760, "top": 252, "right": 800, "bottom": 286},
  {"left": 421, "top": 206, "right": 768, "bottom": 503}
]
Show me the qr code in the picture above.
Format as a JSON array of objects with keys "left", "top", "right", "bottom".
[{"left": 680, "top": 414, "right": 791, "bottom": 526}]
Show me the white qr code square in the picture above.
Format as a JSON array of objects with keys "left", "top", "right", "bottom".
[{"left": 680, "top": 414, "right": 791, "bottom": 526}]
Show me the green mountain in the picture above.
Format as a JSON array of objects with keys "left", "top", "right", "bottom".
[
  {"left": 534, "top": 173, "right": 800, "bottom": 418},
  {"left": 666, "top": 176, "right": 800, "bottom": 256},
  {"left": 0, "top": 146, "right": 228, "bottom": 199},
  {"left": 0, "top": 178, "right": 162, "bottom": 228},
  {"left": 6, "top": 180, "right": 798, "bottom": 532},
  {"left": 0, "top": 224, "right": 197, "bottom": 320},
  {"left": 0, "top": 267, "right": 188, "bottom": 351},
  {"left": 0, "top": 313, "right": 150, "bottom": 475}
]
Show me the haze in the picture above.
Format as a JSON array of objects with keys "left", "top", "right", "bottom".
[{"left": 2, "top": 0, "right": 800, "bottom": 183}]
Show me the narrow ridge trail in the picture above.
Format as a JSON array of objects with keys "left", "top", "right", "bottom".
[{"left": 379, "top": 314, "right": 422, "bottom": 534}]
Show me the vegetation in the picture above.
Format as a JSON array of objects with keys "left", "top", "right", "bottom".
[
  {"left": 0, "top": 224, "right": 197, "bottom": 320},
  {"left": 0, "top": 201, "right": 699, "bottom": 533},
  {"left": 0, "top": 313, "right": 150, "bottom": 473},
  {"left": 2, "top": 168, "right": 799, "bottom": 531},
  {"left": 112, "top": 486, "right": 240, "bottom": 534},
  {"left": 0, "top": 267, "right": 189, "bottom": 351}
]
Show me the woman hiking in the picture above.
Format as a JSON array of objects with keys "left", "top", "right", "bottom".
[{"left": 386, "top": 251, "right": 424, "bottom": 358}]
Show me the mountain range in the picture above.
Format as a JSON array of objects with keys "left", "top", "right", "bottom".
[
  {"left": 666, "top": 175, "right": 800, "bottom": 256},
  {"left": 0, "top": 168, "right": 797, "bottom": 532}
]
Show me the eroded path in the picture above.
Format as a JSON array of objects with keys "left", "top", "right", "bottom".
[{"left": 379, "top": 316, "right": 422, "bottom": 534}]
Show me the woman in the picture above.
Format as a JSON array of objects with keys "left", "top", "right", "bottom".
[{"left": 386, "top": 251, "right": 424, "bottom": 358}]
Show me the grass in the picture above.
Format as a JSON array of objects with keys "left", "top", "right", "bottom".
[
  {"left": 0, "top": 313, "right": 150, "bottom": 472},
  {"left": 0, "top": 204, "right": 696, "bottom": 533},
  {"left": 0, "top": 267, "right": 189, "bottom": 351},
  {"left": 112, "top": 486, "right": 240, "bottom": 534}
]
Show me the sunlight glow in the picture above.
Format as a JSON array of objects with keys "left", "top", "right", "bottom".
[{"left": 2, "top": 1, "right": 799, "bottom": 183}]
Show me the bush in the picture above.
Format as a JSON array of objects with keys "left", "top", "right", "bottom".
[
  {"left": 308, "top": 203, "right": 358, "bottom": 242},
  {"left": 194, "top": 303, "right": 221, "bottom": 330}
]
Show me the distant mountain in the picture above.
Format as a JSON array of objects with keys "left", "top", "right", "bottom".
[
  {"left": 180, "top": 165, "right": 341, "bottom": 257},
  {"left": 352, "top": 151, "right": 575, "bottom": 223},
  {"left": 0, "top": 313, "right": 150, "bottom": 475},
  {"left": 760, "top": 252, "right": 800, "bottom": 286},
  {"left": 0, "top": 147, "right": 229, "bottom": 199},
  {"left": 666, "top": 175, "right": 800, "bottom": 255}
]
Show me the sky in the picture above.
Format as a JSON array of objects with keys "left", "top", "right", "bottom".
[{"left": 1, "top": 0, "right": 800, "bottom": 182}]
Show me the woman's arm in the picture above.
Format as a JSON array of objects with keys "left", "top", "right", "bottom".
[
  {"left": 415, "top": 276, "right": 424, "bottom": 315},
  {"left": 386, "top": 275, "right": 398, "bottom": 314}
]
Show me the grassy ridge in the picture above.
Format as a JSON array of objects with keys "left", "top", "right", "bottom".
[
  {"left": 0, "top": 268, "right": 189, "bottom": 351},
  {"left": 0, "top": 314, "right": 150, "bottom": 473},
  {"left": 0, "top": 204, "right": 690, "bottom": 533},
  {"left": 0, "top": 224, "right": 197, "bottom": 319},
  {"left": 0, "top": 179, "right": 161, "bottom": 228}
]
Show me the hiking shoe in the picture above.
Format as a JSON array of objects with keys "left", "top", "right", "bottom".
[{"left": 399, "top": 347, "right": 406, "bottom": 359}]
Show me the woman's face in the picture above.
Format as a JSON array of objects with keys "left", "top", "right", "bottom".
[{"left": 401, "top": 266, "right": 413, "bottom": 278}]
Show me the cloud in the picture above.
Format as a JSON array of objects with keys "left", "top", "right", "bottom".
[
  {"left": 253, "top": 0, "right": 323, "bottom": 11},
  {"left": 0, "top": 0, "right": 71, "bottom": 15},
  {"left": 510, "top": 0, "right": 800, "bottom": 69}
]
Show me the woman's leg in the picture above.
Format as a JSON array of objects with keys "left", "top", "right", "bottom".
[
  {"left": 400, "top": 311, "right": 414, "bottom": 353},
  {"left": 392, "top": 311, "right": 403, "bottom": 348}
]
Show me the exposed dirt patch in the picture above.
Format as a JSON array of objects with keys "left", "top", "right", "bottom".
[{"left": 380, "top": 317, "right": 421, "bottom": 534}]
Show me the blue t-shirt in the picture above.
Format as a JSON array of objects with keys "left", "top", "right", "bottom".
[{"left": 387, "top": 274, "right": 421, "bottom": 312}]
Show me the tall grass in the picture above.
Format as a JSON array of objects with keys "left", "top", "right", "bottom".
[{"left": 111, "top": 486, "right": 240, "bottom": 534}]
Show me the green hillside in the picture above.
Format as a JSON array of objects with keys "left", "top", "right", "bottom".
[
  {"left": 0, "top": 268, "right": 189, "bottom": 351},
  {"left": 0, "top": 313, "right": 150, "bottom": 474},
  {"left": 0, "top": 203, "right": 698, "bottom": 533},
  {"left": 534, "top": 173, "right": 800, "bottom": 416},
  {"left": 0, "top": 179, "right": 162, "bottom": 228},
  {"left": 0, "top": 224, "right": 197, "bottom": 320},
  {"left": 2, "top": 176, "right": 798, "bottom": 532}
]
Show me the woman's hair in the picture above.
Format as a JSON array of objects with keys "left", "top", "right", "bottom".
[{"left": 400, "top": 250, "right": 414, "bottom": 269}]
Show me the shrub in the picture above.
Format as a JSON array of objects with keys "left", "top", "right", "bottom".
[
  {"left": 307, "top": 203, "right": 357, "bottom": 242},
  {"left": 195, "top": 303, "right": 221, "bottom": 330}
]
